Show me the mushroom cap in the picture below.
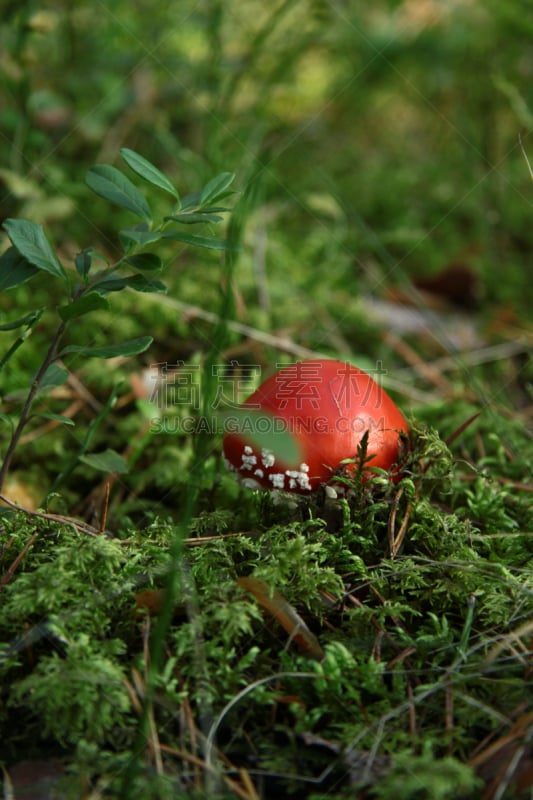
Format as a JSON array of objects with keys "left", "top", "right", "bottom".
[{"left": 223, "top": 359, "right": 408, "bottom": 494}]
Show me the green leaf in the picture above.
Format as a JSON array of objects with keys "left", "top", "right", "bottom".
[
  {"left": 119, "top": 227, "right": 162, "bottom": 246},
  {"left": 124, "top": 253, "right": 163, "bottom": 271},
  {"left": 162, "top": 231, "right": 239, "bottom": 251},
  {"left": 89, "top": 274, "right": 166, "bottom": 295},
  {"left": 0, "top": 309, "right": 42, "bottom": 332},
  {"left": 165, "top": 213, "right": 224, "bottom": 225},
  {"left": 120, "top": 148, "right": 180, "bottom": 201},
  {"left": 75, "top": 248, "right": 93, "bottom": 280},
  {"left": 34, "top": 412, "right": 75, "bottom": 426},
  {"left": 0, "top": 247, "right": 39, "bottom": 290},
  {"left": 36, "top": 364, "right": 70, "bottom": 394},
  {"left": 59, "top": 336, "right": 153, "bottom": 359},
  {"left": 87, "top": 276, "right": 130, "bottom": 294},
  {"left": 3, "top": 220, "right": 67, "bottom": 282},
  {"left": 85, "top": 165, "right": 152, "bottom": 223},
  {"left": 199, "top": 172, "right": 235, "bottom": 206},
  {"left": 58, "top": 293, "right": 109, "bottom": 322},
  {"left": 180, "top": 190, "right": 201, "bottom": 210},
  {"left": 122, "top": 274, "right": 167, "bottom": 293},
  {"left": 79, "top": 448, "right": 128, "bottom": 474}
]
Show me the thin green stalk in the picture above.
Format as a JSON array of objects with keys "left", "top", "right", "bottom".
[
  {"left": 455, "top": 593, "right": 477, "bottom": 665},
  {"left": 120, "top": 177, "right": 250, "bottom": 795},
  {"left": 119, "top": 480, "right": 197, "bottom": 796},
  {"left": 0, "top": 321, "right": 67, "bottom": 492}
]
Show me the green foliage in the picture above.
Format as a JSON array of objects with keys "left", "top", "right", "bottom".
[
  {"left": 0, "top": 415, "right": 531, "bottom": 795},
  {"left": 3, "top": 219, "right": 67, "bottom": 281},
  {"left": 0, "top": 522, "right": 131, "bottom": 634},
  {"left": 0, "top": 149, "right": 236, "bottom": 496},
  {"left": 10, "top": 634, "right": 131, "bottom": 747}
]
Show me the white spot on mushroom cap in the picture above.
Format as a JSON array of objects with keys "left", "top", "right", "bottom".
[
  {"left": 241, "top": 451, "right": 257, "bottom": 470},
  {"left": 244, "top": 445, "right": 253, "bottom": 455},
  {"left": 254, "top": 468, "right": 264, "bottom": 478},
  {"left": 269, "top": 473, "right": 286, "bottom": 489},
  {"left": 299, "top": 475, "right": 312, "bottom": 491},
  {"left": 285, "top": 469, "right": 312, "bottom": 491},
  {"left": 261, "top": 449, "right": 275, "bottom": 468}
]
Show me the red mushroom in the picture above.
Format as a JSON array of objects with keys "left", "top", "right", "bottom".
[{"left": 222, "top": 359, "right": 408, "bottom": 495}]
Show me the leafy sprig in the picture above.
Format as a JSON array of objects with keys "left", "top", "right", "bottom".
[{"left": 0, "top": 149, "right": 237, "bottom": 491}]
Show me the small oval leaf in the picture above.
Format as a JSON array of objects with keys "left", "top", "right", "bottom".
[
  {"left": 180, "top": 190, "right": 201, "bottom": 211},
  {"left": 80, "top": 448, "right": 128, "bottom": 473},
  {"left": 119, "top": 227, "right": 162, "bottom": 246},
  {"left": 34, "top": 412, "right": 75, "bottom": 426},
  {"left": 0, "top": 247, "right": 40, "bottom": 290},
  {"left": 87, "top": 276, "right": 130, "bottom": 294},
  {"left": 89, "top": 274, "right": 166, "bottom": 295},
  {"left": 124, "top": 253, "right": 163, "bottom": 271},
  {"left": 3, "top": 220, "right": 67, "bottom": 282},
  {"left": 58, "top": 293, "right": 110, "bottom": 321},
  {"left": 165, "top": 213, "right": 224, "bottom": 225},
  {"left": 126, "top": 274, "right": 167, "bottom": 293},
  {"left": 75, "top": 248, "right": 93, "bottom": 280},
  {"left": 59, "top": 336, "right": 153, "bottom": 359},
  {"left": 36, "top": 364, "right": 70, "bottom": 394},
  {"left": 85, "top": 165, "right": 152, "bottom": 223},
  {"left": 199, "top": 172, "right": 235, "bottom": 206},
  {"left": 162, "top": 232, "right": 239, "bottom": 251},
  {"left": 120, "top": 148, "right": 180, "bottom": 201}
]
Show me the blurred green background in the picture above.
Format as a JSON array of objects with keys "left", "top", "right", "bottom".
[{"left": 2, "top": 0, "right": 532, "bottom": 304}]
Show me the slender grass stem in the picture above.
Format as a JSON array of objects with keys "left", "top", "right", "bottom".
[{"left": 0, "top": 321, "right": 67, "bottom": 492}]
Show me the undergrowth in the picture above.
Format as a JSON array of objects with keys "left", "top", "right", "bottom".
[{"left": 1, "top": 415, "right": 531, "bottom": 798}]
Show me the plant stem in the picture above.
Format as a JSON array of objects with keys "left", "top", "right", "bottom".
[{"left": 0, "top": 321, "right": 67, "bottom": 492}]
